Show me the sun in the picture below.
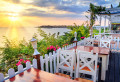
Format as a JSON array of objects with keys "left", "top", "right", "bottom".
[{"left": 8, "top": 13, "right": 19, "bottom": 21}]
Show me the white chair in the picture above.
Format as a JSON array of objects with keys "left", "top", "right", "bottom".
[
  {"left": 18, "top": 65, "right": 24, "bottom": 73},
  {"left": 94, "top": 35, "right": 101, "bottom": 40},
  {"left": 100, "top": 39, "right": 110, "bottom": 48},
  {"left": 26, "top": 61, "right": 31, "bottom": 69},
  {"left": 76, "top": 51, "right": 98, "bottom": 82},
  {"left": 104, "top": 35, "right": 112, "bottom": 40},
  {"left": 84, "top": 38, "right": 94, "bottom": 46},
  {"left": 8, "top": 68, "right": 15, "bottom": 78},
  {"left": 100, "top": 39, "right": 111, "bottom": 70},
  {"left": 56, "top": 49, "right": 75, "bottom": 78},
  {"left": 0, "top": 73, "right": 4, "bottom": 82}
]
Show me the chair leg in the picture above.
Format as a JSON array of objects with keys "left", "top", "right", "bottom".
[{"left": 93, "top": 75, "right": 96, "bottom": 82}]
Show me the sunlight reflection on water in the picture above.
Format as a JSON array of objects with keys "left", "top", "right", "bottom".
[{"left": 0, "top": 27, "right": 70, "bottom": 47}]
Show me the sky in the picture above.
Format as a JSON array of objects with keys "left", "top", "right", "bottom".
[{"left": 0, "top": 0, "right": 120, "bottom": 27}]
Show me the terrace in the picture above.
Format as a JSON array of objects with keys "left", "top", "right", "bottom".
[
  {"left": 1, "top": 3, "right": 120, "bottom": 82},
  {"left": 0, "top": 34, "right": 120, "bottom": 82}
]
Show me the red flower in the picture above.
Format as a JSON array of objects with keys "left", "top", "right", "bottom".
[
  {"left": 53, "top": 48, "right": 56, "bottom": 51},
  {"left": 47, "top": 47, "right": 49, "bottom": 50},
  {"left": 24, "top": 60, "right": 31, "bottom": 63},
  {"left": 19, "top": 59, "right": 23, "bottom": 62},
  {"left": 57, "top": 47, "right": 61, "bottom": 49},
  {"left": 65, "top": 44, "right": 68, "bottom": 45},
  {"left": 56, "top": 45, "right": 58, "bottom": 48},
  {"left": 81, "top": 36, "right": 85, "bottom": 39},
  {"left": 24, "top": 60, "right": 27, "bottom": 63},
  {"left": 50, "top": 45, "right": 54, "bottom": 50},
  {"left": 16, "top": 61, "right": 21, "bottom": 66}
]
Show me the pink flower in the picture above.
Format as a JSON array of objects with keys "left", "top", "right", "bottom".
[
  {"left": 50, "top": 45, "right": 54, "bottom": 50},
  {"left": 56, "top": 45, "right": 58, "bottom": 47},
  {"left": 24, "top": 60, "right": 31, "bottom": 63},
  {"left": 81, "top": 36, "right": 85, "bottom": 39},
  {"left": 57, "top": 47, "right": 61, "bottom": 49},
  {"left": 47, "top": 47, "right": 50, "bottom": 50},
  {"left": 20, "top": 59, "right": 23, "bottom": 62},
  {"left": 16, "top": 61, "right": 21, "bottom": 66},
  {"left": 53, "top": 48, "right": 56, "bottom": 51},
  {"left": 24, "top": 60, "right": 27, "bottom": 63},
  {"left": 63, "top": 45, "right": 65, "bottom": 47},
  {"left": 65, "top": 44, "right": 68, "bottom": 45}
]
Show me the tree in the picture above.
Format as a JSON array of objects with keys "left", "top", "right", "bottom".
[
  {"left": 117, "top": 2, "right": 120, "bottom": 7},
  {"left": 88, "top": 3, "right": 105, "bottom": 36}
]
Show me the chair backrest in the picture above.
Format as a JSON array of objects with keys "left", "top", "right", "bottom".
[
  {"left": 8, "top": 68, "right": 15, "bottom": 78},
  {"left": 94, "top": 35, "right": 101, "bottom": 40},
  {"left": 84, "top": 38, "right": 94, "bottom": 46},
  {"left": 18, "top": 65, "right": 24, "bottom": 73},
  {"left": 0, "top": 73, "right": 4, "bottom": 82},
  {"left": 104, "top": 35, "right": 112, "bottom": 40},
  {"left": 56, "top": 49, "right": 75, "bottom": 77},
  {"left": 26, "top": 61, "right": 31, "bottom": 69},
  {"left": 76, "top": 51, "right": 98, "bottom": 82},
  {"left": 100, "top": 39, "right": 110, "bottom": 48}
]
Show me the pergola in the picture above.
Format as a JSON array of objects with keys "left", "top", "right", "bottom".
[{"left": 98, "top": 7, "right": 120, "bottom": 34}]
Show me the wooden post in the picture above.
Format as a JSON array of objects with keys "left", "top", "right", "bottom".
[
  {"left": 110, "top": 15, "right": 111, "bottom": 33},
  {"left": 33, "top": 54, "right": 41, "bottom": 70},
  {"left": 31, "top": 38, "right": 41, "bottom": 70},
  {"left": 99, "top": 15, "right": 102, "bottom": 34},
  {"left": 73, "top": 41, "right": 77, "bottom": 52},
  {"left": 104, "top": 16, "right": 106, "bottom": 33}
]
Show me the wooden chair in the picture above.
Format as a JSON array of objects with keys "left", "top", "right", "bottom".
[
  {"left": 0, "top": 73, "right": 4, "bottom": 82},
  {"left": 8, "top": 68, "right": 15, "bottom": 78},
  {"left": 74, "top": 78, "right": 93, "bottom": 82},
  {"left": 84, "top": 38, "right": 94, "bottom": 46},
  {"left": 76, "top": 51, "right": 98, "bottom": 82},
  {"left": 100, "top": 39, "right": 110, "bottom": 48},
  {"left": 18, "top": 65, "right": 24, "bottom": 73},
  {"left": 56, "top": 49, "right": 75, "bottom": 78}
]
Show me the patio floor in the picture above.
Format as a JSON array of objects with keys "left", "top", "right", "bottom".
[{"left": 105, "top": 51, "right": 120, "bottom": 82}]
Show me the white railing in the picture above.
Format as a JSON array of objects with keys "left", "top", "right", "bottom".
[
  {"left": 111, "top": 37, "right": 120, "bottom": 50},
  {"left": 0, "top": 59, "right": 37, "bottom": 82},
  {"left": 2, "top": 38, "right": 108, "bottom": 81},
  {"left": 40, "top": 51, "right": 57, "bottom": 73},
  {"left": 0, "top": 40, "right": 82, "bottom": 81}
]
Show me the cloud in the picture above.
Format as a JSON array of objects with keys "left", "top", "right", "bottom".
[
  {"left": 23, "top": 8, "right": 82, "bottom": 18},
  {"left": 3, "top": 0, "right": 20, "bottom": 3},
  {"left": 2, "top": 0, "right": 120, "bottom": 19}
]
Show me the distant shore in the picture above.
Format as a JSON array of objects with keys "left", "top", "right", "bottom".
[{"left": 37, "top": 25, "right": 74, "bottom": 28}]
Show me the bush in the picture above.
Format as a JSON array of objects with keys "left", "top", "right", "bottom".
[{"left": 0, "top": 23, "right": 90, "bottom": 75}]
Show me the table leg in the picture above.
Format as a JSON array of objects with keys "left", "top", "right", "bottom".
[{"left": 99, "top": 55, "right": 107, "bottom": 81}]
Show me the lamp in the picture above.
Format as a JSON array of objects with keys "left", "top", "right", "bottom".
[
  {"left": 74, "top": 32, "right": 77, "bottom": 41},
  {"left": 31, "top": 37, "right": 41, "bottom": 69},
  {"left": 73, "top": 32, "right": 77, "bottom": 51},
  {"left": 31, "top": 38, "right": 40, "bottom": 55}
]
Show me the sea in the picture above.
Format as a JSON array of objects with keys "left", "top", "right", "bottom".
[{"left": 0, "top": 27, "right": 70, "bottom": 47}]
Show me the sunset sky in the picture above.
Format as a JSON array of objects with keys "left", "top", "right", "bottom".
[{"left": 0, "top": 0, "right": 119, "bottom": 27}]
